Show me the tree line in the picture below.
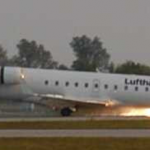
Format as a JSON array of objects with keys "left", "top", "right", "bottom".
[{"left": 1, "top": 35, "right": 150, "bottom": 75}]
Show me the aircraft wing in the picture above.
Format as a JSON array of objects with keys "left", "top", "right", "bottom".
[{"left": 24, "top": 93, "right": 119, "bottom": 110}]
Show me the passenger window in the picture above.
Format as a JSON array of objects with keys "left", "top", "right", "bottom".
[
  {"left": 75, "top": 82, "right": 79, "bottom": 87},
  {"left": 124, "top": 86, "right": 128, "bottom": 91},
  {"left": 135, "top": 86, "right": 138, "bottom": 91},
  {"left": 95, "top": 83, "right": 98, "bottom": 88},
  {"left": 104, "top": 84, "right": 108, "bottom": 89},
  {"left": 55, "top": 81, "right": 59, "bottom": 86},
  {"left": 65, "top": 82, "right": 69, "bottom": 87},
  {"left": 145, "top": 87, "right": 149, "bottom": 92},
  {"left": 45, "top": 80, "right": 49, "bottom": 85},
  {"left": 114, "top": 85, "right": 118, "bottom": 90},
  {"left": 85, "top": 83, "right": 89, "bottom": 88}
]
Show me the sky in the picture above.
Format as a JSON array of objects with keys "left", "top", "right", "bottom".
[{"left": 0, "top": 0, "right": 149, "bottom": 66}]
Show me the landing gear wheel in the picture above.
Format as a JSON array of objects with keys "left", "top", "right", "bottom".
[{"left": 61, "top": 107, "right": 72, "bottom": 116}]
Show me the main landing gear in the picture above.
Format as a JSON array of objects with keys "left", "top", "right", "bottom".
[{"left": 60, "top": 107, "right": 73, "bottom": 116}]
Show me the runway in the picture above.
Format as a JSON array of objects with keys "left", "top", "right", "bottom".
[
  {"left": 0, "top": 116, "right": 149, "bottom": 122},
  {"left": 1, "top": 129, "right": 150, "bottom": 137}
]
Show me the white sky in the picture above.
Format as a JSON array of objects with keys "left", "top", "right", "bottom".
[{"left": 0, "top": 0, "right": 149, "bottom": 66}]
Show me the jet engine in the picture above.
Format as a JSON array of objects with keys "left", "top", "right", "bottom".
[{"left": 0, "top": 67, "right": 24, "bottom": 85}]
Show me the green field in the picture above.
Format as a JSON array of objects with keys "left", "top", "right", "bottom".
[
  {"left": 1, "top": 120, "right": 150, "bottom": 129},
  {"left": 0, "top": 137, "right": 150, "bottom": 150}
]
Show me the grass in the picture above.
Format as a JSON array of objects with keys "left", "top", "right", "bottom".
[
  {"left": 0, "top": 137, "right": 150, "bottom": 150},
  {"left": 1, "top": 120, "right": 150, "bottom": 129}
]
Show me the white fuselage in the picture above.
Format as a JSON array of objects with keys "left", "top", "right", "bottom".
[{"left": 0, "top": 67, "right": 150, "bottom": 106}]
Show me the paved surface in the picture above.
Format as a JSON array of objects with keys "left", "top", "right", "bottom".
[
  {"left": 0, "top": 129, "right": 150, "bottom": 137},
  {"left": 0, "top": 116, "right": 149, "bottom": 122}
]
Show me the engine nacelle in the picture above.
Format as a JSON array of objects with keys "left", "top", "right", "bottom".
[{"left": 0, "top": 67, "right": 24, "bottom": 85}]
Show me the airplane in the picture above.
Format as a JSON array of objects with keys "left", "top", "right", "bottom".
[{"left": 0, "top": 66, "right": 150, "bottom": 116}]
